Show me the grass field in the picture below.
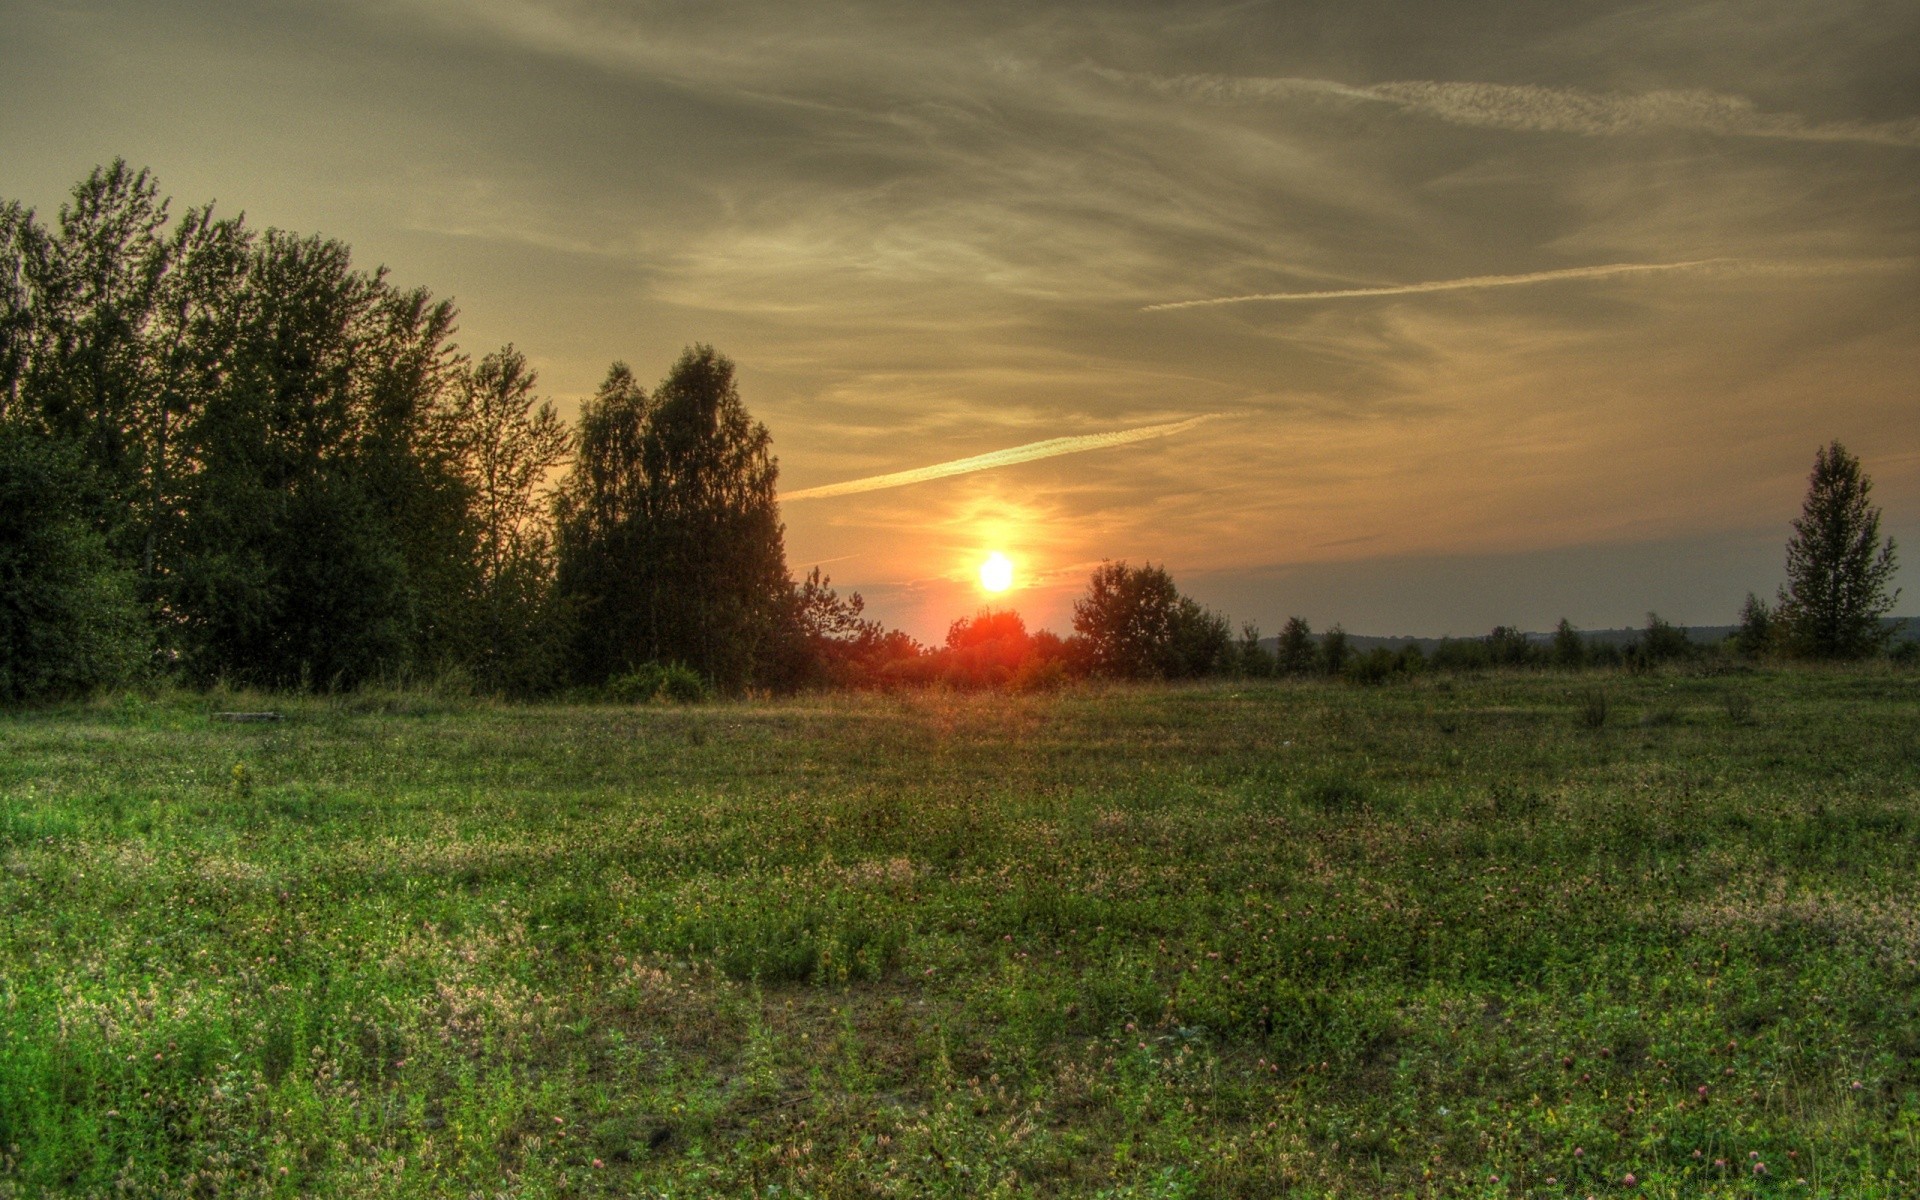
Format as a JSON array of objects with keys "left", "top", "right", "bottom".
[{"left": 2, "top": 667, "right": 1918, "bottom": 1197}]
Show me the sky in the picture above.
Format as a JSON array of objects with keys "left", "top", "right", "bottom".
[{"left": 4, "top": 0, "right": 1916, "bottom": 641}]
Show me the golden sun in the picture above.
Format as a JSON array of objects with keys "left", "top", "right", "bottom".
[{"left": 979, "top": 551, "right": 1014, "bottom": 593}]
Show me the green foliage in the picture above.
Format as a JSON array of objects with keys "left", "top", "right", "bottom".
[
  {"left": 1274, "top": 615, "right": 1316, "bottom": 676},
  {"left": 1486, "top": 624, "right": 1538, "bottom": 667},
  {"left": 605, "top": 662, "right": 710, "bottom": 704},
  {"left": 1071, "top": 560, "right": 1231, "bottom": 679},
  {"left": 1633, "top": 611, "right": 1694, "bottom": 666},
  {"left": 1733, "top": 592, "right": 1775, "bottom": 658},
  {"left": 1778, "top": 440, "right": 1901, "bottom": 658},
  {"left": 1236, "top": 621, "right": 1273, "bottom": 677},
  {"left": 1317, "top": 623, "right": 1350, "bottom": 676},
  {"left": 555, "top": 348, "right": 790, "bottom": 692},
  {"left": 0, "top": 426, "right": 148, "bottom": 699},
  {"left": 1552, "top": 617, "right": 1586, "bottom": 668}
]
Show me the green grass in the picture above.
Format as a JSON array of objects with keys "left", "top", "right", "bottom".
[{"left": 2, "top": 667, "right": 1918, "bottom": 1197}]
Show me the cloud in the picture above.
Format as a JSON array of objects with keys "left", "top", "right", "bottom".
[
  {"left": 1143, "top": 258, "right": 1737, "bottom": 310},
  {"left": 780, "top": 414, "right": 1223, "bottom": 501},
  {"left": 1115, "top": 72, "right": 1920, "bottom": 149}
]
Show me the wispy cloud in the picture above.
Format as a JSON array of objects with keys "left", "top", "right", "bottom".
[
  {"left": 1144, "top": 259, "right": 1737, "bottom": 311},
  {"left": 781, "top": 414, "right": 1222, "bottom": 501},
  {"left": 1117, "top": 72, "right": 1920, "bottom": 149}
]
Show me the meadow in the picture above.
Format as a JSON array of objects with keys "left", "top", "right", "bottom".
[{"left": 2, "top": 667, "right": 1917, "bottom": 1198}]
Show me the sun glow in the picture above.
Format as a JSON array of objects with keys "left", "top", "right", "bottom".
[{"left": 979, "top": 551, "right": 1014, "bottom": 593}]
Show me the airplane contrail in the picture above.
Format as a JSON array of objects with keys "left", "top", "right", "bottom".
[
  {"left": 1143, "top": 258, "right": 1736, "bottom": 311},
  {"left": 779, "top": 414, "right": 1221, "bottom": 502}
]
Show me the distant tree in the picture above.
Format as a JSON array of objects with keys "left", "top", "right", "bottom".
[
  {"left": 1237, "top": 621, "right": 1273, "bottom": 677},
  {"left": 1071, "top": 561, "right": 1229, "bottom": 679},
  {"left": 1776, "top": 441, "right": 1900, "bottom": 658},
  {"left": 1635, "top": 612, "right": 1692, "bottom": 665},
  {"left": 1551, "top": 618, "right": 1586, "bottom": 669},
  {"left": 1274, "top": 616, "right": 1316, "bottom": 676},
  {"left": 1319, "top": 624, "right": 1350, "bottom": 677},
  {"left": 1731, "top": 593, "right": 1774, "bottom": 659},
  {"left": 1486, "top": 625, "right": 1535, "bottom": 667}
]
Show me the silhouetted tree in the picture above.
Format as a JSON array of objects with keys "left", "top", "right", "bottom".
[
  {"left": 1551, "top": 618, "right": 1585, "bottom": 669},
  {"left": 1485, "top": 625, "right": 1536, "bottom": 667},
  {"left": 1732, "top": 593, "right": 1774, "bottom": 659},
  {"left": 444, "top": 345, "right": 572, "bottom": 692},
  {"left": 1319, "top": 624, "right": 1350, "bottom": 677},
  {"left": 555, "top": 348, "right": 790, "bottom": 689},
  {"left": 1237, "top": 621, "right": 1273, "bottom": 677},
  {"left": 1777, "top": 441, "right": 1900, "bottom": 658},
  {"left": 1072, "top": 560, "right": 1229, "bottom": 679},
  {"left": 1633, "top": 612, "right": 1692, "bottom": 665},
  {"left": 1274, "top": 616, "right": 1315, "bottom": 676}
]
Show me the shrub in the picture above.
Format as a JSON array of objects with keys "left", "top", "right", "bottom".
[
  {"left": 606, "top": 662, "right": 708, "bottom": 704},
  {"left": 1579, "top": 688, "right": 1609, "bottom": 730}
]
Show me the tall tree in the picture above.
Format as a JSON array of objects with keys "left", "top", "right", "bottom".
[
  {"left": 554, "top": 363, "right": 656, "bottom": 681},
  {"left": 1777, "top": 441, "right": 1900, "bottom": 658},
  {"left": 1274, "top": 616, "right": 1316, "bottom": 676},
  {"left": 445, "top": 345, "right": 571, "bottom": 691},
  {"left": 638, "top": 345, "right": 791, "bottom": 688},
  {"left": 555, "top": 349, "right": 792, "bottom": 690}
]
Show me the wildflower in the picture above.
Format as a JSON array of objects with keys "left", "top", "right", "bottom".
[
  {"left": 1573, "top": 1147, "right": 1584, "bottom": 1158},
  {"left": 1754, "top": 1162, "right": 1767, "bottom": 1176},
  {"left": 1697, "top": 1085, "right": 1709, "bottom": 1099},
  {"left": 1623, "top": 1173, "right": 1637, "bottom": 1186},
  {"left": 592, "top": 1159, "right": 605, "bottom": 1168}
]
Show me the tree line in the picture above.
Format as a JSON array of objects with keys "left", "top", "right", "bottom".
[{"left": 0, "top": 164, "right": 1906, "bottom": 702}]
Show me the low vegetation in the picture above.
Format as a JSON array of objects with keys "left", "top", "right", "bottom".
[{"left": 4, "top": 665, "right": 1918, "bottom": 1197}]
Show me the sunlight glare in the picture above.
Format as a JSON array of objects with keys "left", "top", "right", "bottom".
[{"left": 979, "top": 551, "right": 1014, "bottom": 593}]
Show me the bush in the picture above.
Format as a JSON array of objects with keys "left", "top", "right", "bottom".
[
  {"left": 605, "top": 662, "right": 709, "bottom": 704},
  {"left": 1579, "top": 688, "right": 1609, "bottom": 730}
]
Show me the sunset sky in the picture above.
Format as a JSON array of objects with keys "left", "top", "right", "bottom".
[{"left": 5, "top": 0, "right": 1915, "bottom": 641}]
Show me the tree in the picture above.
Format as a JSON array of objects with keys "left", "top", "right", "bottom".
[
  {"left": 0, "top": 425, "right": 147, "bottom": 699},
  {"left": 554, "top": 363, "right": 657, "bottom": 682},
  {"left": 1732, "top": 593, "right": 1774, "bottom": 659},
  {"left": 1319, "top": 624, "right": 1351, "bottom": 677},
  {"left": 1635, "top": 612, "right": 1692, "bottom": 665},
  {"left": 1071, "top": 560, "right": 1229, "bottom": 679},
  {"left": 1777, "top": 441, "right": 1900, "bottom": 658},
  {"left": 1551, "top": 618, "right": 1585, "bottom": 669},
  {"left": 444, "top": 345, "right": 571, "bottom": 692},
  {"left": 555, "top": 347, "right": 792, "bottom": 690},
  {"left": 1237, "top": 621, "right": 1273, "bottom": 677},
  {"left": 1274, "top": 616, "right": 1315, "bottom": 676}
]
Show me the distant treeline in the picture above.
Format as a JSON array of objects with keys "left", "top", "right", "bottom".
[{"left": 0, "top": 164, "right": 1907, "bottom": 701}]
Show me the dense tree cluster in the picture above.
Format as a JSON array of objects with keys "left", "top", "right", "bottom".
[
  {"left": 0, "top": 163, "right": 812, "bottom": 698},
  {"left": 1, "top": 164, "right": 1908, "bottom": 702}
]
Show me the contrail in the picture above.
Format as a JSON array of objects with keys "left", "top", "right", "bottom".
[
  {"left": 1108, "top": 71, "right": 1920, "bottom": 149},
  {"left": 1144, "top": 259, "right": 1736, "bottom": 311},
  {"left": 780, "top": 414, "right": 1221, "bottom": 502}
]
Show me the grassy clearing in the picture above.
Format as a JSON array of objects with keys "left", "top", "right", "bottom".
[{"left": 2, "top": 667, "right": 1918, "bottom": 1197}]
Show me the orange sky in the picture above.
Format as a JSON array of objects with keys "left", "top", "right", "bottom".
[{"left": 6, "top": 0, "right": 1914, "bottom": 639}]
